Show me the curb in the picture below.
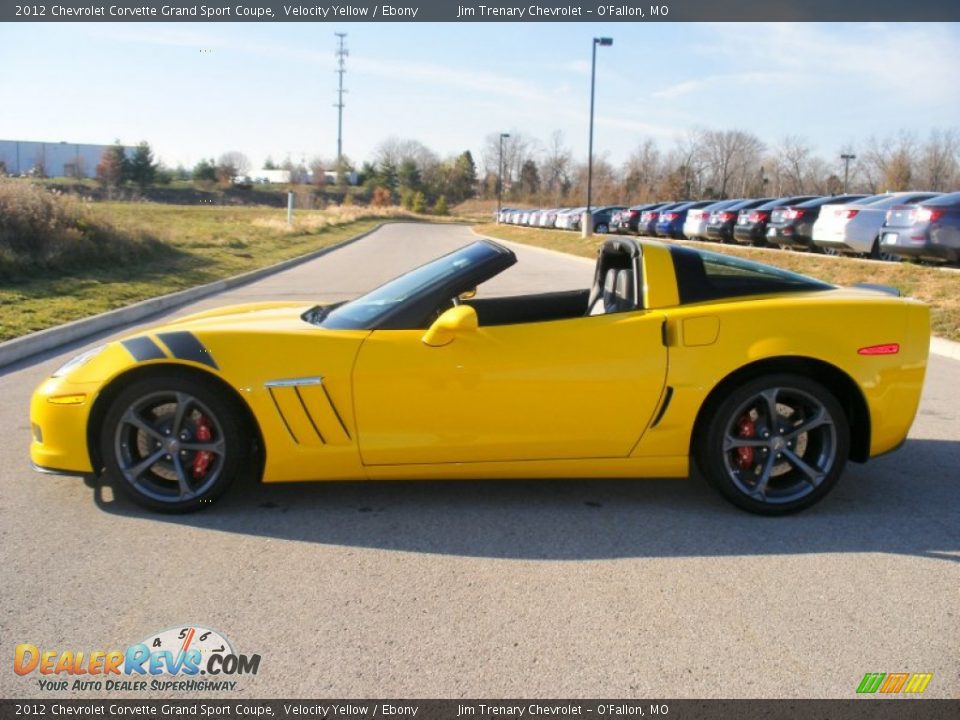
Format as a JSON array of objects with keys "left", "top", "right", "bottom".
[
  {"left": 476, "top": 227, "right": 960, "bottom": 361},
  {"left": 0, "top": 221, "right": 388, "bottom": 370}
]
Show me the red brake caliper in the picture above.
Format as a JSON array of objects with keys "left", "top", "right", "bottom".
[
  {"left": 192, "top": 414, "right": 214, "bottom": 480},
  {"left": 736, "top": 414, "right": 756, "bottom": 470}
]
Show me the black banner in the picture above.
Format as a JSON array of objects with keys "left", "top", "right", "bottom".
[
  {"left": 2, "top": 0, "right": 959, "bottom": 22},
  {"left": 1, "top": 700, "right": 959, "bottom": 720}
]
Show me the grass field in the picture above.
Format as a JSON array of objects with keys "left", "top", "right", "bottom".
[
  {"left": 474, "top": 224, "right": 960, "bottom": 342},
  {"left": 0, "top": 202, "right": 418, "bottom": 342}
]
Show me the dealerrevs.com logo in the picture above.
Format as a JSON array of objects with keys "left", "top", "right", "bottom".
[{"left": 14, "top": 625, "right": 261, "bottom": 693}]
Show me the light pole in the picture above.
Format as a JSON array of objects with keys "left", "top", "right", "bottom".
[
  {"left": 585, "top": 37, "right": 613, "bottom": 238},
  {"left": 841, "top": 153, "right": 856, "bottom": 194},
  {"left": 497, "top": 132, "right": 510, "bottom": 223}
]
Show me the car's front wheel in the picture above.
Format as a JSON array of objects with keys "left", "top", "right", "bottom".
[
  {"left": 695, "top": 374, "right": 850, "bottom": 515},
  {"left": 100, "top": 374, "right": 250, "bottom": 512}
]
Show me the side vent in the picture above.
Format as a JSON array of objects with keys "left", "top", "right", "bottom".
[{"left": 264, "top": 377, "right": 351, "bottom": 446}]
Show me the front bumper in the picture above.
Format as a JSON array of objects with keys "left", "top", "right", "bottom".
[{"left": 30, "top": 376, "right": 97, "bottom": 475}]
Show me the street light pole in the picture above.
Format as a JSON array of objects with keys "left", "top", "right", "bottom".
[
  {"left": 840, "top": 153, "right": 856, "bottom": 194},
  {"left": 584, "top": 37, "right": 613, "bottom": 238},
  {"left": 497, "top": 132, "right": 510, "bottom": 223}
]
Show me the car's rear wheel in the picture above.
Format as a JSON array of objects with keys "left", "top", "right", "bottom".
[
  {"left": 695, "top": 374, "right": 850, "bottom": 515},
  {"left": 595, "top": 223, "right": 609, "bottom": 234},
  {"left": 100, "top": 374, "right": 249, "bottom": 512},
  {"left": 870, "top": 238, "right": 899, "bottom": 263}
]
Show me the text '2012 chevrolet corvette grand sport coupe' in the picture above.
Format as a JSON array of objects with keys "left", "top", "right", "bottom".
[{"left": 31, "top": 237, "right": 929, "bottom": 515}]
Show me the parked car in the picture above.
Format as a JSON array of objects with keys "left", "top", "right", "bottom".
[
  {"left": 766, "top": 195, "right": 867, "bottom": 251},
  {"left": 656, "top": 200, "right": 715, "bottom": 239},
  {"left": 639, "top": 201, "right": 686, "bottom": 236},
  {"left": 616, "top": 202, "right": 668, "bottom": 235},
  {"left": 33, "top": 236, "right": 930, "bottom": 515},
  {"left": 811, "top": 192, "right": 942, "bottom": 259},
  {"left": 539, "top": 208, "right": 568, "bottom": 228},
  {"left": 733, "top": 196, "right": 820, "bottom": 246},
  {"left": 704, "top": 198, "right": 773, "bottom": 243},
  {"left": 682, "top": 199, "right": 743, "bottom": 241},
  {"left": 878, "top": 192, "right": 960, "bottom": 264},
  {"left": 555, "top": 207, "right": 586, "bottom": 230},
  {"left": 565, "top": 206, "right": 626, "bottom": 234}
]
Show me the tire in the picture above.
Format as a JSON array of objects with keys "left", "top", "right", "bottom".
[
  {"left": 694, "top": 373, "right": 850, "bottom": 515},
  {"left": 870, "top": 239, "right": 899, "bottom": 263},
  {"left": 595, "top": 223, "right": 609, "bottom": 234},
  {"left": 100, "top": 373, "right": 250, "bottom": 512}
]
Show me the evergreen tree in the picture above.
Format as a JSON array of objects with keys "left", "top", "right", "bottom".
[{"left": 129, "top": 141, "right": 157, "bottom": 189}]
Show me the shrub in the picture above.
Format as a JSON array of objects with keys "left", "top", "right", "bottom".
[
  {"left": 411, "top": 191, "right": 426, "bottom": 214},
  {"left": 433, "top": 195, "right": 449, "bottom": 215},
  {"left": 0, "top": 180, "right": 165, "bottom": 279},
  {"left": 371, "top": 186, "right": 393, "bottom": 208}
]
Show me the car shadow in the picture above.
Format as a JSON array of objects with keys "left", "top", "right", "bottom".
[{"left": 91, "top": 437, "right": 960, "bottom": 563}]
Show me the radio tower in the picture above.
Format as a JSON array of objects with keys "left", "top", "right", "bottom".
[{"left": 334, "top": 33, "right": 348, "bottom": 183}]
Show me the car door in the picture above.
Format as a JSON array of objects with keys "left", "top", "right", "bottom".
[{"left": 351, "top": 310, "right": 668, "bottom": 466}]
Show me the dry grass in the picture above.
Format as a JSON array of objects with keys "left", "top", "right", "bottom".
[{"left": 474, "top": 223, "right": 960, "bottom": 342}]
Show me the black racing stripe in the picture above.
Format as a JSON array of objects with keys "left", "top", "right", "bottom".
[
  {"left": 121, "top": 336, "right": 167, "bottom": 362},
  {"left": 156, "top": 331, "right": 219, "bottom": 370}
]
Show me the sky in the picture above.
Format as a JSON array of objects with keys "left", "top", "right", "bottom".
[{"left": 1, "top": 21, "right": 958, "bottom": 173}]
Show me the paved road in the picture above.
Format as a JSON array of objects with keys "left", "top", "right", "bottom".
[{"left": 1, "top": 223, "right": 957, "bottom": 699}]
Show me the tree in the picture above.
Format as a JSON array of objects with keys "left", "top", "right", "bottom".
[
  {"left": 775, "top": 135, "right": 814, "bottom": 195},
  {"left": 918, "top": 128, "right": 959, "bottom": 191},
  {"left": 96, "top": 143, "right": 129, "bottom": 188},
  {"left": 542, "top": 130, "right": 573, "bottom": 203},
  {"left": 397, "top": 158, "right": 422, "bottom": 192},
  {"left": 519, "top": 159, "right": 540, "bottom": 196},
  {"left": 433, "top": 195, "right": 449, "bottom": 215},
  {"left": 128, "top": 141, "right": 158, "bottom": 189},
  {"left": 700, "top": 129, "right": 763, "bottom": 198},
  {"left": 192, "top": 158, "right": 218, "bottom": 188},
  {"left": 217, "top": 151, "right": 251, "bottom": 185},
  {"left": 622, "top": 138, "right": 661, "bottom": 203},
  {"left": 448, "top": 151, "right": 477, "bottom": 202},
  {"left": 263, "top": 156, "right": 278, "bottom": 170},
  {"left": 309, "top": 157, "right": 327, "bottom": 187},
  {"left": 371, "top": 187, "right": 393, "bottom": 207},
  {"left": 411, "top": 191, "right": 426, "bottom": 214}
]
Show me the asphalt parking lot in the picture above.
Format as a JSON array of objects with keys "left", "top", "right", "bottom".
[{"left": 1, "top": 222, "right": 957, "bottom": 699}]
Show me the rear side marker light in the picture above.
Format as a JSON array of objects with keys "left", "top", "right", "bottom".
[{"left": 858, "top": 344, "right": 900, "bottom": 356}]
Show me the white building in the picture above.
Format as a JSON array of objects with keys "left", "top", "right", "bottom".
[{"left": 0, "top": 139, "right": 134, "bottom": 178}]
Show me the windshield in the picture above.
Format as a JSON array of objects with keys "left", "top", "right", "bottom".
[{"left": 316, "top": 242, "right": 501, "bottom": 330}]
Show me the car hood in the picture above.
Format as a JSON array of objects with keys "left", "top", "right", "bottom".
[{"left": 158, "top": 301, "right": 321, "bottom": 332}]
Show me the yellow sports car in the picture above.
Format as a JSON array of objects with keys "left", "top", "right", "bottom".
[{"left": 30, "top": 237, "right": 929, "bottom": 515}]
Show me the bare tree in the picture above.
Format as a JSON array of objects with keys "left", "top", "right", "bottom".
[
  {"left": 861, "top": 132, "right": 917, "bottom": 192},
  {"left": 701, "top": 129, "right": 764, "bottom": 199},
  {"left": 918, "top": 128, "right": 960, "bottom": 191},
  {"left": 541, "top": 130, "right": 573, "bottom": 204},
  {"left": 775, "top": 135, "right": 815, "bottom": 195},
  {"left": 622, "top": 138, "right": 661, "bottom": 203}
]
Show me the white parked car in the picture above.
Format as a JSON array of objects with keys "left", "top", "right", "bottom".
[
  {"left": 812, "top": 192, "right": 941, "bottom": 258},
  {"left": 682, "top": 199, "right": 742, "bottom": 241},
  {"left": 555, "top": 207, "right": 586, "bottom": 230}
]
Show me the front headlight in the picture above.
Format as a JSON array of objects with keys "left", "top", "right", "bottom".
[{"left": 51, "top": 345, "right": 106, "bottom": 378}]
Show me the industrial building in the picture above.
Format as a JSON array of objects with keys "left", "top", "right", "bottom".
[{"left": 0, "top": 139, "right": 134, "bottom": 178}]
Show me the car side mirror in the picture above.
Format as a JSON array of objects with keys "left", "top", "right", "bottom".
[{"left": 422, "top": 305, "right": 478, "bottom": 347}]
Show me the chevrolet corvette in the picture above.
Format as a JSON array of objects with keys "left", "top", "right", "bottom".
[{"left": 30, "top": 237, "right": 929, "bottom": 515}]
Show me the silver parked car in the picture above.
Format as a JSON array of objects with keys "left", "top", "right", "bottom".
[{"left": 811, "top": 192, "right": 942, "bottom": 258}]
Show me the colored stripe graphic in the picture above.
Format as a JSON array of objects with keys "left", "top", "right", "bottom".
[
  {"left": 121, "top": 336, "right": 167, "bottom": 362},
  {"left": 903, "top": 673, "right": 933, "bottom": 694},
  {"left": 157, "top": 331, "right": 219, "bottom": 369},
  {"left": 857, "top": 672, "right": 932, "bottom": 694},
  {"left": 879, "top": 673, "right": 910, "bottom": 693},
  {"left": 856, "top": 673, "right": 886, "bottom": 694}
]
